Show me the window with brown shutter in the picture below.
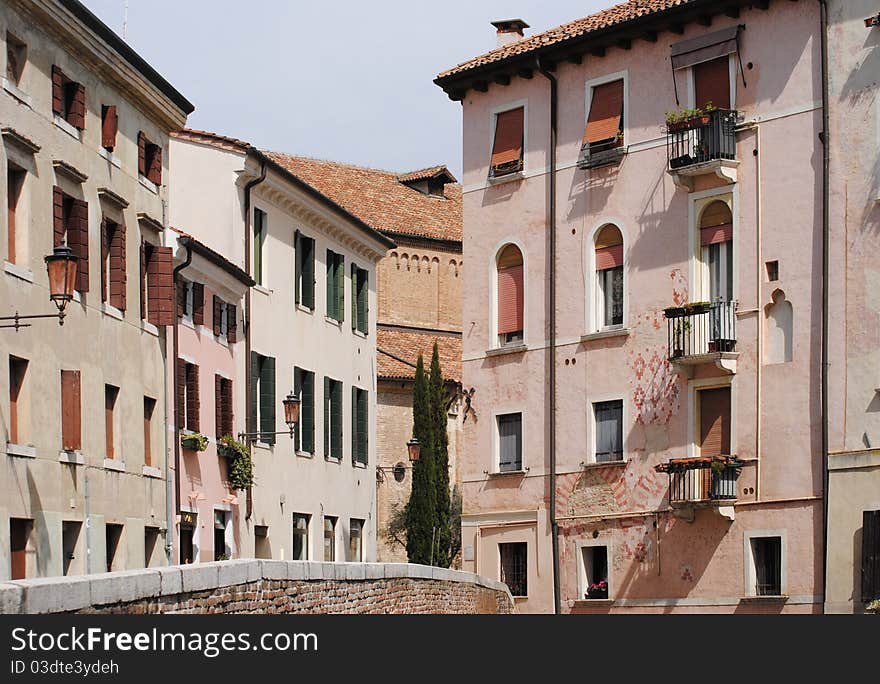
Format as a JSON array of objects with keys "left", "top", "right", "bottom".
[
  {"left": 699, "top": 387, "right": 731, "bottom": 458},
  {"left": 139, "top": 132, "right": 162, "bottom": 185},
  {"left": 9, "top": 356, "right": 28, "bottom": 445},
  {"left": 694, "top": 56, "right": 731, "bottom": 111},
  {"left": 191, "top": 282, "right": 204, "bottom": 326},
  {"left": 215, "top": 375, "right": 233, "bottom": 439},
  {"left": 185, "top": 362, "right": 200, "bottom": 433},
  {"left": 101, "top": 217, "right": 126, "bottom": 309},
  {"left": 60, "top": 369, "right": 81, "bottom": 451},
  {"left": 137, "top": 132, "right": 146, "bottom": 177},
  {"left": 51, "top": 65, "right": 63, "bottom": 117},
  {"left": 226, "top": 304, "right": 237, "bottom": 343},
  {"left": 175, "top": 358, "right": 185, "bottom": 432},
  {"left": 212, "top": 296, "right": 222, "bottom": 337},
  {"left": 145, "top": 245, "right": 174, "bottom": 326},
  {"left": 101, "top": 105, "right": 117, "bottom": 151},
  {"left": 55, "top": 191, "right": 88, "bottom": 292},
  {"left": 53, "top": 186, "right": 65, "bottom": 247},
  {"left": 490, "top": 107, "right": 524, "bottom": 178},
  {"left": 497, "top": 245, "right": 524, "bottom": 345},
  {"left": 583, "top": 79, "right": 624, "bottom": 152},
  {"left": 52, "top": 66, "right": 85, "bottom": 130},
  {"left": 104, "top": 385, "right": 118, "bottom": 459}
]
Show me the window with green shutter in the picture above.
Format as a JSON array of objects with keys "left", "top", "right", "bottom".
[
  {"left": 294, "top": 367, "right": 315, "bottom": 454},
  {"left": 295, "top": 232, "right": 315, "bottom": 310},
  {"left": 253, "top": 208, "right": 266, "bottom": 286},
  {"left": 351, "top": 265, "right": 368, "bottom": 335},
  {"left": 326, "top": 250, "right": 344, "bottom": 322},
  {"left": 250, "top": 352, "right": 276, "bottom": 445},
  {"left": 352, "top": 386, "right": 368, "bottom": 465},
  {"left": 324, "top": 376, "right": 343, "bottom": 459}
]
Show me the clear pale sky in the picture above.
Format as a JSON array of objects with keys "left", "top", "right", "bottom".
[{"left": 80, "top": 1, "right": 617, "bottom": 177}]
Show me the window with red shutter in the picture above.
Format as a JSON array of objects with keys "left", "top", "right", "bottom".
[
  {"left": 490, "top": 107, "right": 524, "bottom": 178},
  {"left": 693, "top": 57, "right": 731, "bottom": 111},
  {"left": 583, "top": 80, "right": 624, "bottom": 152},
  {"left": 496, "top": 245, "right": 524, "bottom": 346},
  {"left": 146, "top": 244, "right": 174, "bottom": 326},
  {"left": 60, "top": 370, "right": 81, "bottom": 451},
  {"left": 699, "top": 387, "right": 731, "bottom": 458},
  {"left": 595, "top": 224, "right": 624, "bottom": 329},
  {"left": 101, "top": 105, "right": 117, "bottom": 151}
]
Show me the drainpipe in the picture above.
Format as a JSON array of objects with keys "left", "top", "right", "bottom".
[
  {"left": 163, "top": 314, "right": 173, "bottom": 564},
  {"left": 818, "top": 0, "right": 830, "bottom": 610},
  {"left": 536, "top": 56, "right": 561, "bottom": 615},
  {"left": 243, "top": 157, "right": 268, "bottom": 521},
  {"left": 172, "top": 242, "right": 193, "bottom": 542}
]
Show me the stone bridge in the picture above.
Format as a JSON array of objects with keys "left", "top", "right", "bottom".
[{"left": 0, "top": 561, "right": 514, "bottom": 614}]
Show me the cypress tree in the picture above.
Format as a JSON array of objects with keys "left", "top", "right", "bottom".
[
  {"left": 404, "top": 355, "right": 437, "bottom": 564},
  {"left": 429, "top": 343, "right": 452, "bottom": 568}
]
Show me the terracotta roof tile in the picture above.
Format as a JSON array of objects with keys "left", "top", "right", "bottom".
[
  {"left": 438, "top": 0, "right": 695, "bottom": 80},
  {"left": 263, "top": 153, "right": 462, "bottom": 243},
  {"left": 173, "top": 128, "right": 251, "bottom": 152},
  {"left": 377, "top": 329, "right": 461, "bottom": 382}
]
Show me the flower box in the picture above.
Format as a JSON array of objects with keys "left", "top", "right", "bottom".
[
  {"left": 586, "top": 581, "right": 608, "bottom": 599},
  {"left": 180, "top": 433, "right": 208, "bottom": 452}
]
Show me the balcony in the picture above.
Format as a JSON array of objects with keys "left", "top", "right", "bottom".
[
  {"left": 664, "top": 301, "right": 738, "bottom": 375},
  {"left": 666, "top": 108, "right": 738, "bottom": 190},
  {"left": 577, "top": 139, "right": 626, "bottom": 171},
  {"left": 655, "top": 455, "right": 745, "bottom": 519}
]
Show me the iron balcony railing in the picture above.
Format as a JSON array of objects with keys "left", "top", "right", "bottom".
[
  {"left": 664, "top": 300, "right": 737, "bottom": 361},
  {"left": 655, "top": 455, "right": 745, "bottom": 505},
  {"left": 667, "top": 108, "right": 737, "bottom": 171},
  {"left": 577, "top": 139, "right": 626, "bottom": 170}
]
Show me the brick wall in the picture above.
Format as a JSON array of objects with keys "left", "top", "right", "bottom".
[{"left": 0, "top": 561, "right": 513, "bottom": 614}]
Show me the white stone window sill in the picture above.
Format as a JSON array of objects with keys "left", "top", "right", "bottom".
[
  {"left": 253, "top": 441, "right": 272, "bottom": 451},
  {"left": 296, "top": 303, "right": 314, "bottom": 315},
  {"left": 485, "top": 344, "right": 527, "bottom": 358},
  {"left": 180, "top": 316, "right": 195, "bottom": 330},
  {"left": 53, "top": 115, "right": 81, "bottom": 141},
  {"left": 325, "top": 456, "right": 342, "bottom": 464},
  {"left": 141, "top": 321, "right": 159, "bottom": 336},
  {"left": 2, "top": 78, "right": 32, "bottom": 107},
  {"left": 4, "top": 261, "right": 34, "bottom": 283},
  {"left": 353, "top": 461, "right": 367, "bottom": 469},
  {"left": 253, "top": 284, "right": 271, "bottom": 296},
  {"left": 103, "top": 458, "right": 125, "bottom": 472},
  {"left": 58, "top": 450, "right": 85, "bottom": 465},
  {"left": 580, "top": 327, "right": 630, "bottom": 342},
  {"left": 139, "top": 175, "right": 159, "bottom": 194},
  {"left": 487, "top": 468, "right": 529, "bottom": 478},
  {"left": 296, "top": 450, "right": 314, "bottom": 459},
  {"left": 324, "top": 315, "right": 343, "bottom": 327},
  {"left": 100, "top": 302, "right": 124, "bottom": 321},
  {"left": 98, "top": 146, "right": 121, "bottom": 168},
  {"left": 487, "top": 170, "right": 524, "bottom": 186},
  {"left": 72, "top": 290, "right": 82, "bottom": 304},
  {"left": 142, "top": 465, "right": 162, "bottom": 478},
  {"left": 6, "top": 443, "right": 36, "bottom": 458},
  {"left": 353, "top": 329, "right": 368, "bottom": 339},
  {"left": 216, "top": 334, "right": 229, "bottom": 348},
  {"left": 573, "top": 598, "right": 614, "bottom": 606},
  {"left": 739, "top": 595, "right": 789, "bottom": 603}
]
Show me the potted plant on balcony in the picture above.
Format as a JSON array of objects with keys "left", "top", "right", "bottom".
[
  {"left": 586, "top": 580, "right": 609, "bottom": 599},
  {"left": 867, "top": 599, "right": 880, "bottom": 614},
  {"left": 180, "top": 432, "right": 208, "bottom": 452},
  {"left": 217, "top": 434, "right": 246, "bottom": 460}
]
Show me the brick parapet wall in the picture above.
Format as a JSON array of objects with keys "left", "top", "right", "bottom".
[{"left": 0, "top": 561, "right": 513, "bottom": 615}]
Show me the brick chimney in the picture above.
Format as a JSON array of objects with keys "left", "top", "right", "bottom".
[{"left": 491, "top": 19, "right": 529, "bottom": 48}]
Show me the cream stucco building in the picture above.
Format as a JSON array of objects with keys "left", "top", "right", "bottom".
[{"left": 1, "top": 0, "right": 192, "bottom": 579}]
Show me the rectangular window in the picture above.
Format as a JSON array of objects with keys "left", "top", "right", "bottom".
[
  {"left": 326, "top": 249, "right": 344, "bottom": 322},
  {"left": 142, "top": 242, "right": 174, "bottom": 326},
  {"left": 179, "top": 514, "right": 195, "bottom": 565},
  {"left": 594, "top": 400, "right": 623, "bottom": 462},
  {"left": 490, "top": 107, "right": 524, "bottom": 178},
  {"left": 100, "top": 217, "right": 126, "bottom": 311},
  {"left": 497, "top": 413, "right": 522, "bottom": 472},
  {"left": 598, "top": 267, "right": 624, "bottom": 328},
  {"left": 293, "top": 513, "right": 310, "bottom": 561},
  {"left": 214, "top": 375, "right": 233, "bottom": 440},
  {"left": 105, "top": 523, "right": 123, "bottom": 572},
  {"left": 294, "top": 367, "right": 315, "bottom": 454},
  {"left": 214, "top": 511, "right": 228, "bottom": 561},
  {"left": 137, "top": 132, "right": 162, "bottom": 185},
  {"left": 250, "top": 352, "right": 276, "bottom": 445},
  {"left": 212, "top": 296, "right": 230, "bottom": 338},
  {"left": 324, "top": 377, "right": 343, "bottom": 459},
  {"left": 349, "top": 519, "right": 363, "bottom": 562},
  {"left": 144, "top": 396, "right": 155, "bottom": 467},
  {"left": 60, "top": 369, "right": 81, "bottom": 451},
  {"left": 53, "top": 187, "right": 89, "bottom": 292},
  {"left": 862, "top": 510, "right": 880, "bottom": 602},
  {"left": 499, "top": 542, "right": 527, "bottom": 597},
  {"left": 101, "top": 105, "right": 117, "bottom": 151},
  {"left": 253, "top": 208, "right": 266, "bottom": 286},
  {"left": 52, "top": 66, "right": 85, "bottom": 130},
  {"left": 351, "top": 386, "right": 368, "bottom": 465},
  {"left": 144, "top": 527, "right": 159, "bottom": 568},
  {"left": 582, "top": 545, "right": 609, "bottom": 599},
  {"left": 10, "top": 518, "right": 33, "bottom": 580},
  {"left": 323, "top": 516, "right": 337, "bottom": 562},
  {"left": 694, "top": 56, "right": 731, "bottom": 110},
  {"left": 7, "top": 163, "right": 24, "bottom": 264},
  {"left": 698, "top": 387, "right": 731, "bottom": 458},
  {"left": 254, "top": 525, "right": 270, "bottom": 559},
  {"left": 6, "top": 32, "right": 26, "bottom": 86},
  {"left": 8, "top": 356, "right": 28, "bottom": 445},
  {"left": 750, "top": 536, "right": 782, "bottom": 596},
  {"left": 583, "top": 79, "right": 625, "bottom": 156},
  {"left": 177, "top": 360, "right": 200, "bottom": 433},
  {"left": 351, "top": 264, "right": 368, "bottom": 334},
  {"left": 104, "top": 384, "right": 118, "bottom": 459},
  {"left": 295, "top": 232, "right": 315, "bottom": 309},
  {"left": 62, "top": 521, "right": 82, "bottom": 576}
]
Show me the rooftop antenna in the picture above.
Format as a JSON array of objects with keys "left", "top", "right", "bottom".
[{"left": 122, "top": 0, "right": 129, "bottom": 40}]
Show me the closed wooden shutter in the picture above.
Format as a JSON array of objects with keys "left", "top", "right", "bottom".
[
  {"left": 351, "top": 386, "right": 358, "bottom": 463},
  {"left": 70, "top": 199, "right": 89, "bottom": 292},
  {"left": 215, "top": 375, "right": 224, "bottom": 440},
  {"left": 212, "top": 296, "right": 222, "bottom": 337},
  {"left": 498, "top": 414, "right": 522, "bottom": 471},
  {"left": 357, "top": 269, "right": 368, "bottom": 334},
  {"left": 294, "top": 230, "right": 302, "bottom": 305},
  {"left": 249, "top": 352, "right": 259, "bottom": 437},
  {"left": 301, "top": 370, "right": 314, "bottom": 454},
  {"left": 191, "top": 282, "right": 204, "bottom": 326},
  {"left": 259, "top": 356, "right": 275, "bottom": 444},
  {"left": 301, "top": 237, "right": 315, "bottom": 309},
  {"left": 583, "top": 79, "right": 624, "bottom": 145},
  {"left": 175, "top": 358, "right": 186, "bottom": 432},
  {"left": 863, "top": 510, "right": 880, "bottom": 602},
  {"left": 140, "top": 242, "right": 147, "bottom": 320},
  {"left": 223, "top": 379, "right": 233, "bottom": 439},
  {"left": 102, "top": 105, "right": 117, "bottom": 150},
  {"left": 51, "top": 66, "right": 63, "bottom": 116},
  {"left": 694, "top": 56, "right": 730, "bottom": 110},
  {"left": 336, "top": 253, "right": 345, "bottom": 324},
  {"left": 53, "top": 186, "right": 64, "bottom": 247},
  {"left": 147, "top": 146, "right": 162, "bottom": 185},
  {"left": 358, "top": 389, "right": 368, "bottom": 465},
  {"left": 61, "top": 370, "right": 81, "bottom": 451},
  {"left": 351, "top": 263, "right": 358, "bottom": 331},
  {"left": 326, "top": 251, "right": 336, "bottom": 319},
  {"left": 323, "top": 376, "right": 331, "bottom": 457},
  {"left": 497, "top": 264, "right": 524, "bottom": 335},
  {"left": 491, "top": 107, "right": 524, "bottom": 169},
  {"left": 700, "top": 200, "right": 733, "bottom": 245},
  {"left": 331, "top": 379, "right": 342, "bottom": 458},
  {"left": 109, "top": 221, "right": 126, "bottom": 311},
  {"left": 186, "top": 363, "right": 200, "bottom": 433},
  {"left": 146, "top": 246, "right": 174, "bottom": 326},
  {"left": 137, "top": 132, "right": 146, "bottom": 177},
  {"left": 595, "top": 224, "right": 624, "bottom": 270},
  {"left": 227, "top": 304, "right": 237, "bottom": 343},
  {"left": 699, "top": 387, "right": 731, "bottom": 457},
  {"left": 69, "top": 82, "right": 86, "bottom": 130},
  {"left": 100, "top": 217, "right": 109, "bottom": 302}
]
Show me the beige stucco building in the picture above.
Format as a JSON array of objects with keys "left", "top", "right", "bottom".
[{"left": 1, "top": 0, "right": 192, "bottom": 579}]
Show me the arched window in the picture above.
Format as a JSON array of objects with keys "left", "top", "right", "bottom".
[
  {"left": 699, "top": 200, "right": 733, "bottom": 302},
  {"left": 497, "top": 245, "right": 524, "bottom": 346},
  {"left": 766, "top": 290, "right": 793, "bottom": 364},
  {"left": 594, "top": 224, "right": 624, "bottom": 329}
]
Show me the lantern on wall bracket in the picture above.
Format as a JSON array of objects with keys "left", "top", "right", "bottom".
[
  {"left": 283, "top": 392, "right": 301, "bottom": 438},
  {"left": 1, "top": 245, "right": 79, "bottom": 331},
  {"left": 407, "top": 437, "right": 421, "bottom": 462}
]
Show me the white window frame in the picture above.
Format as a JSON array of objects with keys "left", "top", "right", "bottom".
[
  {"left": 491, "top": 406, "right": 525, "bottom": 474},
  {"left": 686, "top": 53, "right": 738, "bottom": 110},
  {"left": 576, "top": 538, "right": 613, "bottom": 600},
  {"left": 743, "top": 529, "right": 787, "bottom": 597},
  {"left": 584, "top": 69, "right": 629, "bottom": 148},
  {"left": 687, "top": 376, "right": 736, "bottom": 460},
  {"left": 589, "top": 396, "right": 626, "bottom": 464},
  {"left": 182, "top": 280, "right": 194, "bottom": 326},
  {"left": 489, "top": 237, "right": 528, "bottom": 350},
  {"left": 292, "top": 512, "right": 310, "bottom": 561},
  {"left": 688, "top": 186, "right": 738, "bottom": 304},
  {"left": 212, "top": 506, "right": 234, "bottom": 560},
  {"left": 323, "top": 515, "right": 338, "bottom": 562},
  {"left": 488, "top": 98, "right": 529, "bottom": 179},
  {"left": 585, "top": 219, "right": 628, "bottom": 333},
  {"left": 252, "top": 206, "right": 267, "bottom": 288},
  {"left": 219, "top": 301, "right": 229, "bottom": 338}
]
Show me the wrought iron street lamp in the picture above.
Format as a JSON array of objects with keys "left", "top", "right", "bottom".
[
  {"left": 376, "top": 437, "right": 421, "bottom": 483},
  {"left": 1, "top": 245, "right": 78, "bottom": 331},
  {"left": 238, "top": 391, "right": 301, "bottom": 442},
  {"left": 407, "top": 437, "right": 421, "bottom": 462}
]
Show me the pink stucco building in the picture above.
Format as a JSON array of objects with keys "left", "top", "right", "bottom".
[{"left": 437, "top": 0, "right": 830, "bottom": 613}]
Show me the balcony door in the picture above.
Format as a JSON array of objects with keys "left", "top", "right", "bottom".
[{"left": 692, "top": 386, "right": 731, "bottom": 500}]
